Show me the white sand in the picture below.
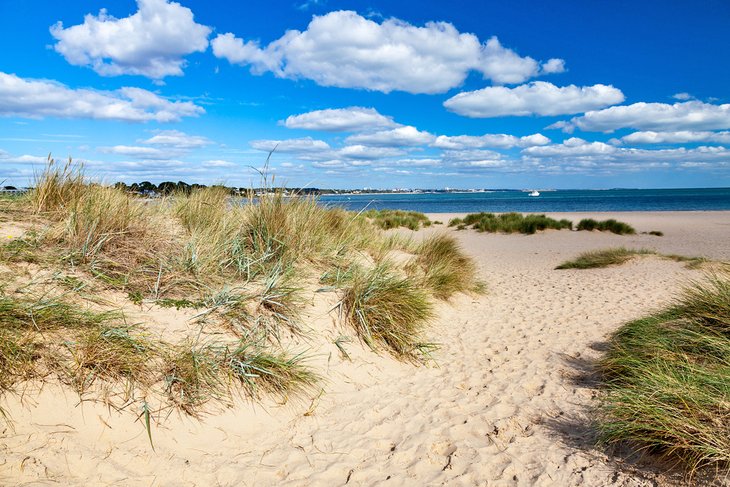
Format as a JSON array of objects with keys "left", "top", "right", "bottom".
[{"left": 1, "top": 211, "right": 728, "bottom": 486}]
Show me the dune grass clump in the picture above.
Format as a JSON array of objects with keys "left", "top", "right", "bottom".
[
  {"left": 598, "top": 272, "right": 730, "bottom": 474},
  {"left": 72, "top": 325, "right": 155, "bottom": 393},
  {"left": 29, "top": 157, "right": 86, "bottom": 214},
  {"left": 407, "top": 234, "right": 481, "bottom": 299},
  {"left": 556, "top": 248, "right": 655, "bottom": 269},
  {"left": 342, "top": 264, "right": 434, "bottom": 360},
  {"left": 0, "top": 331, "right": 38, "bottom": 391},
  {"left": 364, "top": 209, "right": 431, "bottom": 231},
  {"left": 576, "top": 218, "right": 635, "bottom": 235},
  {"left": 449, "top": 212, "right": 572, "bottom": 235},
  {"left": 557, "top": 248, "right": 711, "bottom": 270},
  {"left": 224, "top": 340, "right": 318, "bottom": 399},
  {"left": 0, "top": 295, "right": 117, "bottom": 332},
  {"left": 164, "top": 342, "right": 226, "bottom": 415}
]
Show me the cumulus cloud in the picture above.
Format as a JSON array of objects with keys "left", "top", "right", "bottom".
[
  {"left": 432, "top": 132, "right": 550, "bottom": 149},
  {"left": 99, "top": 145, "right": 178, "bottom": 159},
  {"left": 673, "top": 92, "right": 694, "bottom": 101},
  {"left": 212, "top": 10, "right": 563, "bottom": 94},
  {"left": 50, "top": 0, "right": 211, "bottom": 79},
  {"left": 202, "top": 159, "right": 237, "bottom": 168},
  {"left": 141, "top": 130, "right": 211, "bottom": 148},
  {"left": 336, "top": 145, "right": 405, "bottom": 160},
  {"left": 0, "top": 72, "right": 203, "bottom": 122},
  {"left": 0, "top": 153, "right": 48, "bottom": 165},
  {"left": 250, "top": 137, "right": 331, "bottom": 153},
  {"left": 443, "top": 82, "right": 624, "bottom": 118},
  {"left": 283, "top": 107, "right": 397, "bottom": 131},
  {"left": 345, "top": 126, "right": 435, "bottom": 147},
  {"left": 621, "top": 130, "right": 730, "bottom": 145},
  {"left": 521, "top": 139, "right": 730, "bottom": 173},
  {"left": 553, "top": 101, "right": 730, "bottom": 133},
  {"left": 522, "top": 137, "right": 617, "bottom": 157}
]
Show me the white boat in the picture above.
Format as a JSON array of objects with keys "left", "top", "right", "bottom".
[{"left": 528, "top": 190, "right": 540, "bottom": 197}]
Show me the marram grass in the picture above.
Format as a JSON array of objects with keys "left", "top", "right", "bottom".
[
  {"left": 407, "top": 234, "right": 482, "bottom": 299},
  {"left": 556, "top": 247, "right": 710, "bottom": 270},
  {"left": 598, "top": 271, "right": 730, "bottom": 476},
  {"left": 342, "top": 264, "right": 434, "bottom": 360},
  {"left": 449, "top": 212, "right": 572, "bottom": 234},
  {"left": 556, "top": 248, "right": 655, "bottom": 269},
  {"left": 0, "top": 157, "right": 483, "bottom": 422}
]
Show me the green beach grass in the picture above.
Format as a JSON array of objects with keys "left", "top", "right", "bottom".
[
  {"left": 0, "top": 158, "right": 477, "bottom": 422},
  {"left": 597, "top": 271, "right": 730, "bottom": 475},
  {"left": 556, "top": 247, "right": 709, "bottom": 270}
]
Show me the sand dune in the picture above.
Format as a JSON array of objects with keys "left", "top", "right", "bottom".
[{"left": 1, "top": 211, "right": 728, "bottom": 486}]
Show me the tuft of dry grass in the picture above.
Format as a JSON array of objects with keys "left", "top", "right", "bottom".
[
  {"left": 71, "top": 325, "right": 155, "bottom": 394},
  {"left": 224, "top": 340, "right": 318, "bottom": 399},
  {"left": 29, "top": 156, "right": 85, "bottom": 214},
  {"left": 407, "top": 234, "right": 481, "bottom": 299},
  {"left": 0, "top": 330, "right": 38, "bottom": 391},
  {"left": 164, "top": 341, "right": 226, "bottom": 415},
  {"left": 341, "top": 264, "right": 434, "bottom": 360}
]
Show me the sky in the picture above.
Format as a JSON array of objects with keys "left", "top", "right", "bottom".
[{"left": 0, "top": 0, "right": 729, "bottom": 189}]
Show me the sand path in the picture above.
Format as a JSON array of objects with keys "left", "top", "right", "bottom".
[{"left": 1, "top": 211, "right": 728, "bottom": 486}]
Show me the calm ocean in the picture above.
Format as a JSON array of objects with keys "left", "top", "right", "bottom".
[{"left": 318, "top": 188, "right": 730, "bottom": 213}]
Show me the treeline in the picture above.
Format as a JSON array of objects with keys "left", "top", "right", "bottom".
[{"left": 113, "top": 181, "right": 336, "bottom": 196}]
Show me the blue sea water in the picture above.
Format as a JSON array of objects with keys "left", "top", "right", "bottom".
[{"left": 318, "top": 188, "right": 730, "bottom": 213}]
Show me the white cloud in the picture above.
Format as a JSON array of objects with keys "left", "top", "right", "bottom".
[
  {"left": 0, "top": 72, "right": 203, "bottom": 122},
  {"left": 521, "top": 139, "right": 730, "bottom": 173},
  {"left": 621, "top": 131, "right": 730, "bottom": 145},
  {"left": 141, "top": 130, "right": 211, "bottom": 148},
  {"left": 541, "top": 58, "right": 566, "bottom": 74},
  {"left": 522, "top": 137, "right": 617, "bottom": 157},
  {"left": 250, "top": 137, "right": 331, "bottom": 153},
  {"left": 212, "top": 10, "right": 563, "bottom": 94},
  {"left": 444, "top": 81, "right": 624, "bottom": 118},
  {"left": 432, "top": 132, "right": 550, "bottom": 149},
  {"left": 336, "top": 145, "right": 406, "bottom": 160},
  {"left": 345, "top": 126, "right": 434, "bottom": 147},
  {"left": 99, "top": 145, "right": 178, "bottom": 159},
  {"left": 390, "top": 158, "right": 441, "bottom": 167},
  {"left": 283, "top": 107, "right": 397, "bottom": 132},
  {"left": 50, "top": 0, "right": 211, "bottom": 79},
  {"left": 203, "top": 159, "right": 237, "bottom": 168},
  {"left": 0, "top": 153, "right": 48, "bottom": 165},
  {"left": 673, "top": 92, "right": 694, "bottom": 101},
  {"left": 554, "top": 101, "right": 730, "bottom": 133}
]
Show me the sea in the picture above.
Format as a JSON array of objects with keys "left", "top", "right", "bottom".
[{"left": 318, "top": 188, "right": 730, "bottom": 213}]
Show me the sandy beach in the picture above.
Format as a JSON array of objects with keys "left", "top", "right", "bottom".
[{"left": 1, "top": 211, "right": 728, "bottom": 486}]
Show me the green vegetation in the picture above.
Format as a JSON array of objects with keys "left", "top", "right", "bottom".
[
  {"left": 342, "top": 264, "right": 434, "bottom": 360},
  {"left": 407, "top": 234, "right": 482, "bottom": 299},
  {"left": 164, "top": 342, "right": 226, "bottom": 415},
  {"left": 556, "top": 248, "right": 710, "bottom": 270},
  {"left": 576, "top": 218, "right": 636, "bottom": 235},
  {"left": 556, "top": 248, "right": 655, "bottom": 269},
  {"left": 0, "top": 157, "right": 480, "bottom": 422},
  {"left": 449, "top": 212, "right": 572, "bottom": 234},
  {"left": 363, "top": 209, "right": 432, "bottom": 230},
  {"left": 598, "top": 271, "right": 730, "bottom": 474},
  {"left": 73, "top": 325, "right": 155, "bottom": 393}
]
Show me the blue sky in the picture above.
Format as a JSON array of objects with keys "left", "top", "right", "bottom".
[{"left": 1, "top": 0, "right": 729, "bottom": 189}]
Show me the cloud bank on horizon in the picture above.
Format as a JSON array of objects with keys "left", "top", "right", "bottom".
[{"left": 0, "top": 0, "right": 728, "bottom": 188}]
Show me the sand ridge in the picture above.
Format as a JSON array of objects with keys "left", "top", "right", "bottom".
[{"left": 1, "top": 211, "right": 728, "bottom": 486}]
